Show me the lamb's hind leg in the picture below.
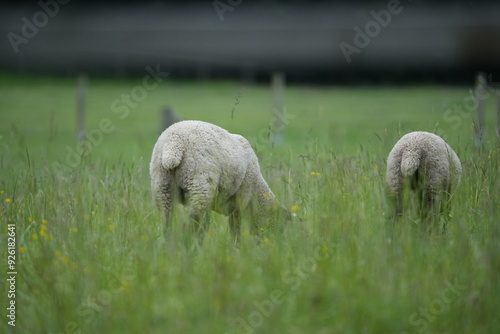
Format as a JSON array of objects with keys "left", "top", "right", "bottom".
[
  {"left": 388, "top": 192, "right": 402, "bottom": 239},
  {"left": 186, "top": 179, "right": 216, "bottom": 241},
  {"left": 151, "top": 169, "right": 174, "bottom": 236},
  {"left": 422, "top": 188, "right": 438, "bottom": 234},
  {"left": 440, "top": 184, "right": 452, "bottom": 235},
  {"left": 228, "top": 196, "right": 241, "bottom": 243},
  {"left": 393, "top": 193, "right": 403, "bottom": 218}
]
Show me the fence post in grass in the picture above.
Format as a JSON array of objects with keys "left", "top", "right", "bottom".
[
  {"left": 497, "top": 94, "right": 500, "bottom": 144},
  {"left": 160, "top": 107, "right": 181, "bottom": 132},
  {"left": 473, "top": 72, "right": 487, "bottom": 150},
  {"left": 76, "top": 74, "right": 88, "bottom": 144},
  {"left": 272, "top": 72, "right": 285, "bottom": 147}
]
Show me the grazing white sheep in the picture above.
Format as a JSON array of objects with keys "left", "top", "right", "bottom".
[
  {"left": 150, "top": 120, "right": 289, "bottom": 240},
  {"left": 386, "top": 131, "right": 461, "bottom": 231}
]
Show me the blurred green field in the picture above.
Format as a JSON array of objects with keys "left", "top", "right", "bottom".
[{"left": 1, "top": 73, "right": 499, "bottom": 334}]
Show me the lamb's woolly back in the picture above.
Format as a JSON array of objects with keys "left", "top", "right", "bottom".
[
  {"left": 386, "top": 131, "right": 462, "bottom": 229},
  {"left": 386, "top": 131, "right": 463, "bottom": 193},
  {"left": 150, "top": 120, "right": 288, "bottom": 239},
  {"left": 388, "top": 131, "right": 455, "bottom": 179}
]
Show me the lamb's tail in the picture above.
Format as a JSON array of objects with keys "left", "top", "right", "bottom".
[
  {"left": 400, "top": 149, "right": 420, "bottom": 177},
  {"left": 160, "top": 134, "right": 184, "bottom": 170}
]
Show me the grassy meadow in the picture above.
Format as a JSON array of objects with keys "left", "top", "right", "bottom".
[{"left": 1, "top": 73, "right": 499, "bottom": 333}]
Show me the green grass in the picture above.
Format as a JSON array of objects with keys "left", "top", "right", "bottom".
[{"left": 1, "top": 73, "right": 499, "bottom": 333}]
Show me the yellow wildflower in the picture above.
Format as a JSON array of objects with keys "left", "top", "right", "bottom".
[
  {"left": 60, "top": 256, "right": 69, "bottom": 264},
  {"left": 214, "top": 298, "right": 223, "bottom": 310},
  {"left": 42, "top": 219, "right": 48, "bottom": 224},
  {"left": 291, "top": 205, "right": 299, "bottom": 212},
  {"left": 32, "top": 233, "right": 38, "bottom": 240},
  {"left": 0, "top": 190, "right": 4, "bottom": 194},
  {"left": 108, "top": 225, "right": 115, "bottom": 231},
  {"left": 310, "top": 172, "right": 320, "bottom": 176},
  {"left": 120, "top": 281, "right": 130, "bottom": 292},
  {"left": 71, "top": 227, "right": 78, "bottom": 233},
  {"left": 19, "top": 247, "right": 26, "bottom": 253},
  {"left": 5, "top": 198, "right": 11, "bottom": 203},
  {"left": 39, "top": 230, "right": 51, "bottom": 240},
  {"left": 28, "top": 217, "right": 34, "bottom": 223}
]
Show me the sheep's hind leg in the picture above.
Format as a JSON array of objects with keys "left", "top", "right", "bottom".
[
  {"left": 440, "top": 186, "right": 452, "bottom": 235},
  {"left": 186, "top": 181, "right": 216, "bottom": 244},
  {"left": 393, "top": 193, "right": 403, "bottom": 218},
  {"left": 422, "top": 189, "right": 438, "bottom": 234},
  {"left": 152, "top": 172, "right": 174, "bottom": 237},
  {"left": 387, "top": 192, "right": 402, "bottom": 241},
  {"left": 189, "top": 211, "right": 210, "bottom": 241},
  {"left": 228, "top": 196, "right": 241, "bottom": 243}
]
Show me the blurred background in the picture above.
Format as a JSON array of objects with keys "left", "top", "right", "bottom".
[
  {"left": 4, "top": 5, "right": 500, "bottom": 334},
  {"left": 1, "top": 0, "right": 499, "bottom": 84}
]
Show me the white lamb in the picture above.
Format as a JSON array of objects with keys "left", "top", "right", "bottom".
[
  {"left": 150, "top": 120, "right": 289, "bottom": 240},
  {"left": 386, "top": 131, "right": 461, "bottom": 231}
]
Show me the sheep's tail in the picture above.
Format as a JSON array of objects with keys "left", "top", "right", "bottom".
[
  {"left": 400, "top": 149, "right": 420, "bottom": 177},
  {"left": 160, "top": 134, "right": 184, "bottom": 170}
]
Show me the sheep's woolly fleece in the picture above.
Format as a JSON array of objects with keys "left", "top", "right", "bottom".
[
  {"left": 150, "top": 120, "right": 281, "bottom": 230},
  {"left": 386, "top": 131, "right": 461, "bottom": 203}
]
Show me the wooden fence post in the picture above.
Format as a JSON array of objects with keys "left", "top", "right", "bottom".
[
  {"left": 497, "top": 94, "right": 500, "bottom": 144},
  {"left": 272, "top": 72, "right": 285, "bottom": 146},
  {"left": 473, "top": 72, "right": 487, "bottom": 149},
  {"left": 160, "top": 107, "right": 180, "bottom": 132},
  {"left": 76, "top": 74, "right": 88, "bottom": 143}
]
